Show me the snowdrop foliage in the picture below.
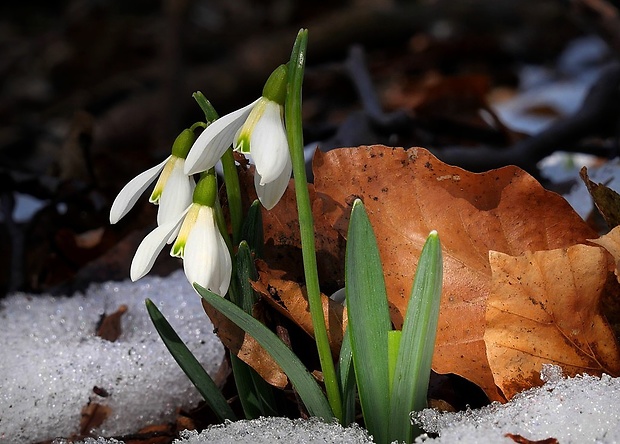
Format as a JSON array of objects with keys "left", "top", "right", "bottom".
[
  {"left": 109, "top": 129, "right": 196, "bottom": 227},
  {"left": 184, "top": 65, "right": 291, "bottom": 210}
]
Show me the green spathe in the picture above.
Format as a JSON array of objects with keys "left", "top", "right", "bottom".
[
  {"left": 171, "top": 128, "right": 196, "bottom": 159},
  {"left": 192, "top": 171, "right": 217, "bottom": 208},
  {"left": 262, "top": 64, "right": 288, "bottom": 105}
]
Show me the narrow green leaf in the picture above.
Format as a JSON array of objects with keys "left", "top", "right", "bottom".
[
  {"left": 337, "top": 327, "right": 356, "bottom": 426},
  {"left": 231, "top": 241, "right": 280, "bottom": 418},
  {"left": 145, "top": 298, "right": 236, "bottom": 422},
  {"left": 387, "top": 330, "right": 402, "bottom": 398},
  {"left": 196, "top": 284, "right": 335, "bottom": 421},
  {"left": 388, "top": 231, "right": 443, "bottom": 443},
  {"left": 345, "top": 199, "right": 391, "bottom": 444},
  {"left": 233, "top": 241, "right": 259, "bottom": 313},
  {"left": 240, "top": 200, "right": 264, "bottom": 257}
]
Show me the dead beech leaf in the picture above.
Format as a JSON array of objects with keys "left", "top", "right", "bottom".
[
  {"left": 237, "top": 163, "right": 346, "bottom": 292},
  {"left": 201, "top": 299, "right": 288, "bottom": 388},
  {"left": 588, "top": 226, "right": 620, "bottom": 338},
  {"left": 505, "top": 433, "right": 559, "bottom": 444},
  {"left": 580, "top": 166, "right": 620, "bottom": 229},
  {"left": 80, "top": 401, "right": 111, "bottom": 435},
  {"left": 96, "top": 304, "right": 128, "bottom": 342},
  {"left": 251, "top": 260, "right": 346, "bottom": 356},
  {"left": 590, "top": 225, "right": 620, "bottom": 277},
  {"left": 313, "top": 145, "right": 600, "bottom": 402},
  {"left": 485, "top": 245, "right": 620, "bottom": 400}
]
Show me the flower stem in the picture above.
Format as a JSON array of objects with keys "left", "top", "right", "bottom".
[
  {"left": 285, "top": 28, "right": 342, "bottom": 422},
  {"left": 220, "top": 148, "right": 243, "bottom": 244},
  {"left": 192, "top": 92, "right": 243, "bottom": 244}
]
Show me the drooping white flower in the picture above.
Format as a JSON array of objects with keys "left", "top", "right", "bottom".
[
  {"left": 235, "top": 95, "right": 291, "bottom": 210},
  {"left": 110, "top": 129, "right": 196, "bottom": 227},
  {"left": 184, "top": 64, "right": 291, "bottom": 210},
  {"left": 129, "top": 173, "right": 232, "bottom": 297},
  {"left": 184, "top": 99, "right": 260, "bottom": 176},
  {"left": 174, "top": 204, "right": 232, "bottom": 297}
]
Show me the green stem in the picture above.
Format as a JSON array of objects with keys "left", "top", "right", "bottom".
[
  {"left": 192, "top": 92, "right": 243, "bottom": 245},
  {"left": 221, "top": 148, "right": 243, "bottom": 244},
  {"left": 285, "top": 28, "right": 342, "bottom": 422}
]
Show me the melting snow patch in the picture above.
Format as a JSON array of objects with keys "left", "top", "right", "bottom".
[
  {"left": 0, "top": 270, "right": 224, "bottom": 443},
  {"left": 413, "top": 365, "right": 620, "bottom": 444}
]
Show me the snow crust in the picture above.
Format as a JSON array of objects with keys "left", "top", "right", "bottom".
[
  {"left": 413, "top": 365, "right": 620, "bottom": 443},
  {"left": 2, "top": 272, "right": 620, "bottom": 444},
  {"left": 0, "top": 270, "right": 224, "bottom": 442}
]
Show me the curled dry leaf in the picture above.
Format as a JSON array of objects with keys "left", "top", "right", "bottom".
[
  {"left": 580, "top": 166, "right": 620, "bottom": 229},
  {"left": 485, "top": 244, "right": 620, "bottom": 399},
  {"left": 312, "top": 145, "right": 612, "bottom": 402},
  {"left": 251, "top": 260, "right": 346, "bottom": 357},
  {"left": 96, "top": 304, "right": 128, "bottom": 342},
  {"left": 201, "top": 299, "right": 288, "bottom": 388},
  {"left": 589, "top": 225, "right": 620, "bottom": 339}
]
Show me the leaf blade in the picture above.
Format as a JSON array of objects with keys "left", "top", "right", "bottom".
[
  {"left": 196, "top": 285, "right": 334, "bottom": 420},
  {"left": 345, "top": 199, "right": 391, "bottom": 444},
  {"left": 389, "top": 231, "right": 443, "bottom": 442},
  {"left": 145, "top": 298, "right": 236, "bottom": 422}
]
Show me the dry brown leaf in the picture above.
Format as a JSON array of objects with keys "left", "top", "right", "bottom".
[
  {"left": 251, "top": 260, "right": 347, "bottom": 356},
  {"left": 96, "top": 304, "right": 128, "bottom": 342},
  {"left": 580, "top": 166, "right": 620, "bottom": 229},
  {"left": 590, "top": 225, "right": 620, "bottom": 277},
  {"left": 485, "top": 245, "right": 620, "bottom": 399},
  {"left": 313, "top": 145, "right": 603, "bottom": 401},
  {"left": 505, "top": 433, "right": 559, "bottom": 444},
  {"left": 79, "top": 401, "right": 111, "bottom": 435},
  {"left": 588, "top": 226, "right": 620, "bottom": 338},
  {"left": 201, "top": 299, "right": 288, "bottom": 388}
]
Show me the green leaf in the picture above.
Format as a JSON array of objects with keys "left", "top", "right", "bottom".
[
  {"left": 337, "top": 327, "right": 356, "bottom": 426},
  {"left": 240, "top": 202, "right": 264, "bottom": 258},
  {"left": 388, "top": 231, "right": 443, "bottom": 443},
  {"left": 145, "top": 298, "right": 236, "bottom": 422},
  {"left": 196, "top": 284, "right": 334, "bottom": 420},
  {"left": 345, "top": 199, "right": 392, "bottom": 444},
  {"left": 231, "top": 241, "right": 279, "bottom": 418}
]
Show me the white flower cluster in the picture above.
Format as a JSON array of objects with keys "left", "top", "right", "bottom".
[{"left": 109, "top": 66, "right": 291, "bottom": 296}]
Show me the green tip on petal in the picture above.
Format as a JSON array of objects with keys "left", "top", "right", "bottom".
[
  {"left": 262, "top": 64, "right": 288, "bottom": 105},
  {"left": 171, "top": 129, "right": 196, "bottom": 159},
  {"left": 193, "top": 170, "right": 218, "bottom": 207}
]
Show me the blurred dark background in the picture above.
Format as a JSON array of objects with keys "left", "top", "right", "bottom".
[{"left": 1, "top": 0, "right": 618, "bottom": 297}]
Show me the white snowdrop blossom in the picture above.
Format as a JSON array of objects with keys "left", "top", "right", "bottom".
[
  {"left": 109, "top": 129, "right": 196, "bottom": 227},
  {"left": 184, "top": 64, "right": 291, "bottom": 210},
  {"left": 235, "top": 96, "right": 292, "bottom": 210},
  {"left": 129, "top": 174, "right": 232, "bottom": 297}
]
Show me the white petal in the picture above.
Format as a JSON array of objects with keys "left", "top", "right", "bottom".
[
  {"left": 130, "top": 208, "right": 188, "bottom": 281},
  {"left": 254, "top": 155, "right": 291, "bottom": 210},
  {"left": 158, "top": 159, "right": 195, "bottom": 242},
  {"left": 251, "top": 101, "right": 289, "bottom": 185},
  {"left": 183, "top": 206, "right": 232, "bottom": 296},
  {"left": 109, "top": 156, "right": 170, "bottom": 224},
  {"left": 184, "top": 99, "right": 260, "bottom": 175}
]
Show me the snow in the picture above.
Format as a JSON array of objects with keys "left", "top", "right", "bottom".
[
  {"left": 1, "top": 271, "right": 619, "bottom": 443},
  {"left": 0, "top": 270, "right": 224, "bottom": 442}
]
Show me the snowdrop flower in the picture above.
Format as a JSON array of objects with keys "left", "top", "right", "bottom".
[
  {"left": 110, "top": 129, "right": 196, "bottom": 228},
  {"left": 130, "top": 172, "right": 232, "bottom": 297},
  {"left": 185, "top": 65, "right": 291, "bottom": 210}
]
